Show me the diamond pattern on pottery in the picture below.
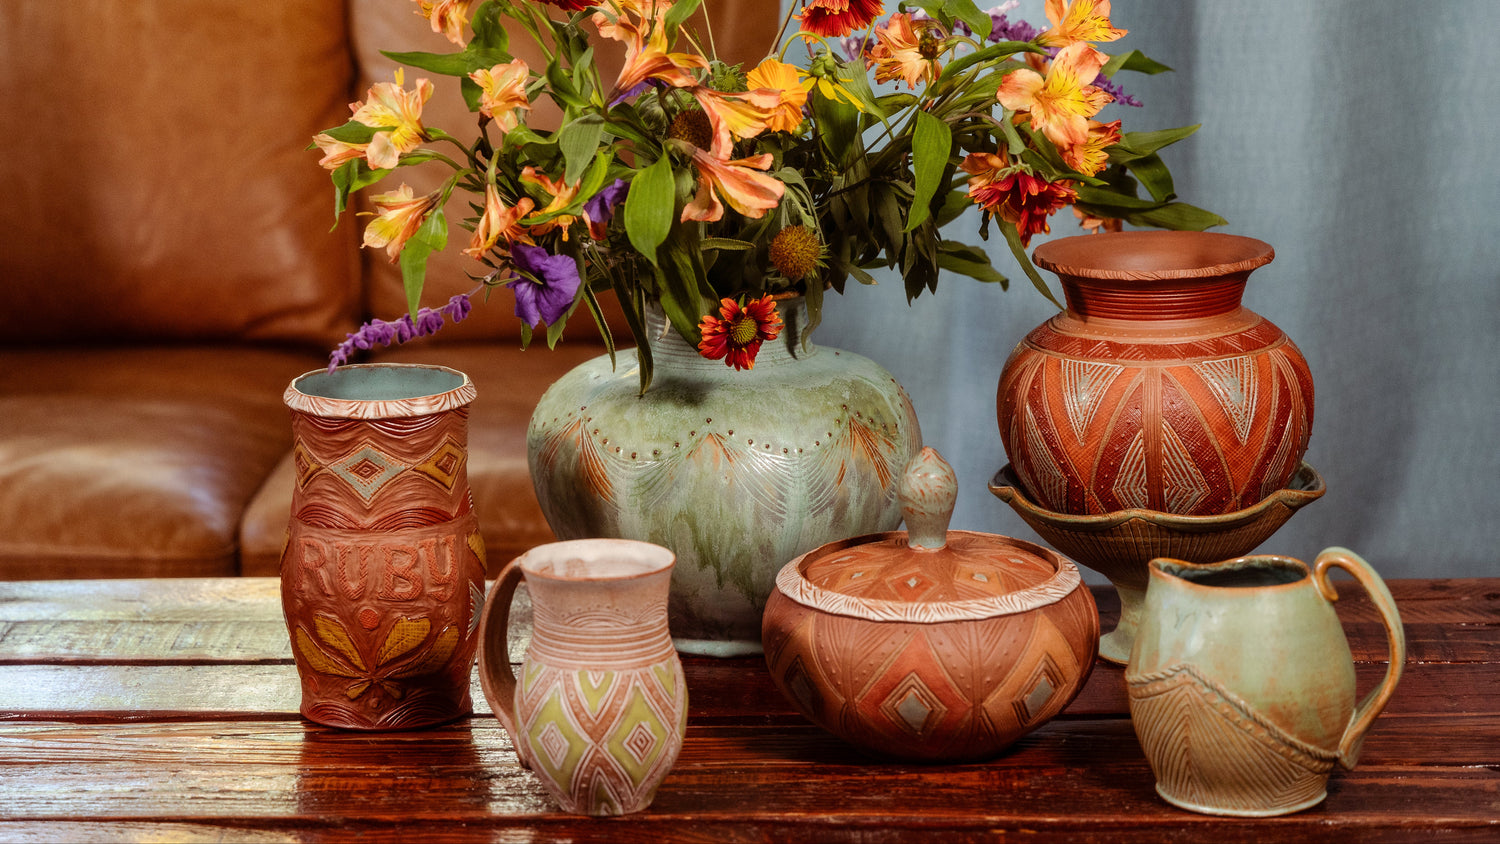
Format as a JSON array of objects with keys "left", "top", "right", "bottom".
[
  {"left": 412, "top": 438, "right": 466, "bottom": 491},
  {"left": 604, "top": 686, "right": 671, "bottom": 786},
  {"left": 1194, "top": 357, "right": 1258, "bottom": 444},
  {"left": 1060, "top": 359, "right": 1123, "bottom": 445},
  {"left": 330, "top": 444, "right": 404, "bottom": 504},
  {"left": 292, "top": 442, "right": 325, "bottom": 488},
  {"left": 577, "top": 671, "right": 615, "bottom": 718},
  {"left": 525, "top": 689, "right": 589, "bottom": 789},
  {"left": 881, "top": 671, "right": 948, "bottom": 735}
]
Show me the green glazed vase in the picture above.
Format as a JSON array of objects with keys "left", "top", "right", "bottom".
[{"left": 526, "top": 298, "right": 923, "bottom": 656}]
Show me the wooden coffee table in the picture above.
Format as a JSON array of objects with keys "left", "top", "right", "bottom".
[{"left": 0, "top": 577, "right": 1494, "bottom": 841}]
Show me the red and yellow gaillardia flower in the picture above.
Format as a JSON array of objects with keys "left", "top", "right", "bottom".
[
  {"left": 961, "top": 152, "right": 1077, "bottom": 246},
  {"left": 697, "top": 295, "right": 784, "bottom": 371},
  {"left": 798, "top": 0, "right": 884, "bottom": 38}
]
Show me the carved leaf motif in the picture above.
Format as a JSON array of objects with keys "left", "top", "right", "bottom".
[
  {"left": 314, "top": 615, "right": 367, "bottom": 671},
  {"left": 377, "top": 617, "right": 432, "bottom": 666},
  {"left": 389, "top": 625, "right": 461, "bottom": 678},
  {"left": 296, "top": 628, "right": 361, "bottom": 679}
]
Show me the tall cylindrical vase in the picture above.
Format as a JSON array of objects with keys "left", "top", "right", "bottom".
[
  {"left": 528, "top": 297, "right": 922, "bottom": 656},
  {"left": 281, "top": 363, "right": 487, "bottom": 730},
  {"left": 998, "top": 231, "right": 1314, "bottom": 516}
]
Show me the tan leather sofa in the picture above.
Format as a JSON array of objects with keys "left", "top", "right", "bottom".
[{"left": 0, "top": 0, "right": 774, "bottom": 579}]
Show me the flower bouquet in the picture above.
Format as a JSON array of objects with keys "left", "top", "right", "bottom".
[{"left": 314, "top": 0, "right": 1220, "bottom": 389}]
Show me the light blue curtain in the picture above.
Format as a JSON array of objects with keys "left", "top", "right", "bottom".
[{"left": 801, "top": 1, "right": 1500, "bottom": 578}]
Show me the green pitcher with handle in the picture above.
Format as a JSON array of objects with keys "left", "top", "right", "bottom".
[{"left": 1125, "top": 547, "right": 1405, "bottom": 816}]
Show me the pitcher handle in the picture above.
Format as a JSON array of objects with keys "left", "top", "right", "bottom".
[
  {"left": 476, "top": 557, "right": 529, "bottom": 768},
  {"left": 1312, "top": 546, "right": 1406, "bottom": 769}
]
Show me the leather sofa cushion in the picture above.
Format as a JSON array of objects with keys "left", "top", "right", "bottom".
[
  {"left": 0, "top": 1, "right": 361, "bottom": 345},
  {"left": 0, "top": 347, "right": 324, "bottom": 578},
  {"left": 238, "top": 341, "right": 609, "bottom": 576}
]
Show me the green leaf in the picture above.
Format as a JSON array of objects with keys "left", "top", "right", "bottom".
[
  {"left": 939, "top": 44, "right": 1041, "bottom": 83},
  {"left": 610, "top": 273, "right": 652, "bottom": 391},
  {"left": 905, "top": 110, "right": 953, "bottom": 232},
  {"left": 580, "top": 283, "right": 616, "bottom": 369},
  {"left": 834, "top": 60, "right": 889, "bottom": 120},
  {"left": 545, "top": 60, "right": 588, "bottom": 108},
  {"left": 321, "top": 120, "right": 379, "bottom": 145},
  {"left": 809, "top": 83, "right": 861, "bottom": 167},
  {"left": 1101, "top": 49, "right": 1173, "bottom": 78},
  {"left": 700, "top": 237, "right": 757, "bottom": 251},
  {"left": 1109, "top": 125, "right": 1200, "bottom": 161},
  {"left": 380, "top": 50, "right": 472, "bottom": 77},
  {"left": 400, "top": 209, "right": 448, "bottom": 318},
  {"left": 1125, "top": 152, "right": 1175, "bottom": 203},
  {"left": 937, "top": 241, "right": 1008, "bottom": 285},
  {"left": 1001, "top": 222, "right": 1062, "bottom": 308},
  {"left": 934, "top": 188, "right": 974, "bottom": 227},
  {"left": 623, "top": 156, "right": 674, "bottom": 265},
  {"left": 469, "top": 1, "right": 510, "bottom": 52},
  {"left": 945, "top": 0, "right": 992, "bottom": 40},
  {"left": 330, "top": 160, "right": 388, "bottom": 224},
  {"left": 1129, "top": 202, "right": 1227, "bottom": 231},
  {"left": 558, "top": 113, "right": 605, "bottom": 184},
  {"left": 664, "top": 0, "right": 704, "bottom": 30}
]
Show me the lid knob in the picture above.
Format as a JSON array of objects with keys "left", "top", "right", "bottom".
[{"left": 900, "top": 447, "right": 957, "bottom": 551}]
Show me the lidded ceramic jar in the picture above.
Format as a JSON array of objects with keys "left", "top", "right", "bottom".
[{"left": 761, "top": 449, "right": 1099, "bottom": 762}]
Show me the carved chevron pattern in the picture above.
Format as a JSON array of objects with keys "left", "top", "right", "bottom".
[{"left": 1126, "top": 663, "right": 1337, "bottom": 816}]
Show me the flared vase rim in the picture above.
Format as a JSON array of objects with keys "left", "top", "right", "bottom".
[
  {"left": 1033, "top": 231, "right": 1275, "bottom": 282},
  {"left": 285, "top": 363, "right": 476, "bottom": 419},
  {"left": 517, "top": 538, "right": 676, "bottom": 583}
]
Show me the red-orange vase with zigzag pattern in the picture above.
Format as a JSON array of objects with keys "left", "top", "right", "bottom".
[
  {"left": 281, "top": 364, "right": 488, "bottom": 730},
  {"left": 998, "top": 231, "right": 1314, "bottom": 516}
]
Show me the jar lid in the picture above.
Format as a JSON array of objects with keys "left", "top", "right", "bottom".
[{"left": 775, "top": 449, "right": 1082, "bottom": 624}]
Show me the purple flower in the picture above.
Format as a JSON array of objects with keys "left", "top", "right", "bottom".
[
  {"left": 990, "top": 13, "right": 1041, "bottom": 43},
  {"left": 1092, "top": 73, "right": 1142, "bottom": 107},
  {"left": 441, "top": 293, "right": 472, "bottom": 321},
  {"left": 325, "top": 293, "right": 477, "bottom": 372},
  {"left": 507, "top": 244, "right": 582, "bottom": 327},
  {"left": 583, "top": 178, "right": 629, "bottom": 234}
]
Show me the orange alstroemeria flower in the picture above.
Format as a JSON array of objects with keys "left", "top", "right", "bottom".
[
  {"left": 1037, "top": 0, "right": 1127, "bottom": 48},
  {"left": 312, "top": 133, "right": 368, "bottom": 170},
  {"left": 1060, "top": 119, "right": 1121, "bottom": 176},
  {"left": 601, "top": 5, "right": 708, "bottom": 94},
  {"left": 463, "top": 183, "right": 535, "bottom": 258},
  {"left": 692, "top": 87, "right": 780, "bottom": 150},
  {"left": 798, "top": 0, "right": 884, "bottom": 38},
  {"left": 961, "top": 152, "right": 1077, "bottom": 246},
  {"left": 697, "top": 295, "right": 783, "bottom": 371},
  {"left": 520, "top": 167, "right": 582, "bottom": 239},
  {"left": 996, "top": 41, "right": 1113, "bottom": 150},
  {"left": 350, "top": 69, "right": 434, "bottom": 170},
  {"left": 680, "top": 140, "right": 786, "bottom": 224},
  {"left": 414, "top": 0, "right": 474, "bottom": 47},
  {"left": 746, "top": 59, "right": 810, "bottom": 134},
  {"left": 869, "top": 13, "right": 941, "bottom": 90},
  {"left": 364, "top": 184, "right": 441, "bottom": 262},
  {"left": 470, "top": 59, "right": 531, "bottom": 133}
]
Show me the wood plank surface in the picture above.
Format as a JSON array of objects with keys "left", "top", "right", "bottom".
[{"left": 0, "top": 577, "right": 1492, "bottom": 843}]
